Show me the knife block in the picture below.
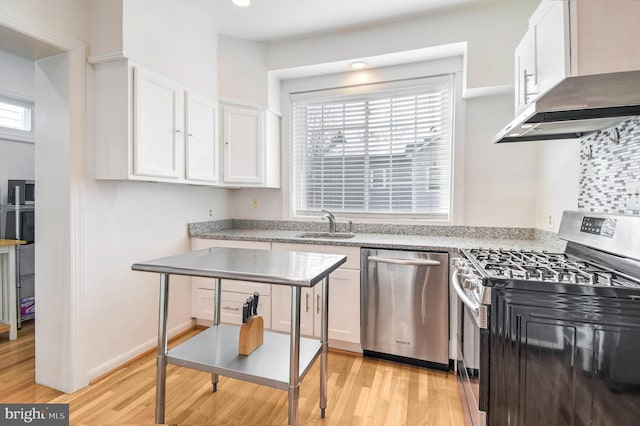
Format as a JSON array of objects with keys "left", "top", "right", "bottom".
[{"left": 239, "top": 316, "right": 264, "bottom": 355}]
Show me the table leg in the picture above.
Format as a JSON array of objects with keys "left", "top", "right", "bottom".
[
  {"left": 15, "top": 245, "right": 21, "bottom": 330},
  {"left": 320, "top": 277, "right": 329, "bottom": 418},
  {"left": 155, "top": 273, "right": 170, "bottom": 424},
  {"left": 288, "top": 286, "right": 301, "bottom": 426},
  {"left": 212, "top": 278, "right": 221, "bottom": 392},
  {"left": 7, "top": 247, "right": 18, "bottom": 340}
]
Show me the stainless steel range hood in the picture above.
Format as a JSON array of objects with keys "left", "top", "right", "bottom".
[{"left": 493, "top": 70, "right": 640, "bottom": 143}]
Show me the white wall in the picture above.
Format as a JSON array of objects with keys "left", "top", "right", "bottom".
[
  {"left": 0, "top": 49, "right": 35, "bottom": 204},
  {"left": 82, "top": 0, "right": 227, "bottom": 379},
  {"left": 82, "top": 181, "right": 228, "bottom": 378},
  {"left": 218, "top": 35, "right": 268, "bottom": 106},
  {"left": 463, "top": 94, "right": 539, "bottom": 227},
  {"left": 122, "top": 0, "right": 218, "bottom": 99},
  {"left": 0, "top": 0, "right": 90, "bottom": 43},
  {"left": 3, "top": 0, "right": 229, "bottom": 388},
  {"left": 266, "top": 1, "right": 537, "bottom": 92},
  {"left": 535, "top": 140, "right": 580, "bottom": 231},
  {"left": 227, "top": 1, "right": 543, "bottom": 227}
]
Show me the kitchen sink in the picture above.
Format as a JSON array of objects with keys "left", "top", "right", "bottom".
[{"left": 295, "top": 232, "right": 356, "bottom": 239}]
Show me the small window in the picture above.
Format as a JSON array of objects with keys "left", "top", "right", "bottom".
[
  {"left": 291, "top": 75, "right": 454, "bottom": 221},
  {"left": 0, "top": 96, "right": 34, "bottom": 142}
]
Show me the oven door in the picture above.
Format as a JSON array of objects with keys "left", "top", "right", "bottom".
[{"left": 453, "top": 269, "right": 488, "bottom": 426}]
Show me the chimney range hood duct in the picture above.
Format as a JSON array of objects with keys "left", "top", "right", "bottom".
[{"left": 493, "top": 70, "right": 640, "bottom": 143}]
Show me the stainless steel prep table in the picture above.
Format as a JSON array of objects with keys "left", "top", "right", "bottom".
[{"left": 132, "top": 247, "right": 347, "bottom": 425}]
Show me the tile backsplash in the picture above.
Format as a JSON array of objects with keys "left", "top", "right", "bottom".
[{"left": 579, "top": 116, "right": 640, "bottom": 215}]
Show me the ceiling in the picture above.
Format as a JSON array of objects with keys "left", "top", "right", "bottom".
[{"left": 206, "top": 0, "right": 483, "bottom": 42}]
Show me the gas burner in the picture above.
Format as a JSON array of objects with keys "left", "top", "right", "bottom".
[{"left": 465, "top": 248, "right": 639, "bottom": 288}]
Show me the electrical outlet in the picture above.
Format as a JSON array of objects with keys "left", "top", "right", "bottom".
[
  {"left": 626, "top": 181, "right": 640, "bottom": 211},
  {"left": 208, "top": 209, "right": 213, "bottom": 217},
  {"left": 546, "top": 213, "right": 554, "bottom": 230},
  {"left": 252, "top": 198, "right": 259, "bottom": 209}
]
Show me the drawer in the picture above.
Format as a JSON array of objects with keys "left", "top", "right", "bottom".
[
  {"left": 192, "top": 276, "right": 216, "bottom": 291},
  {"left": 220, "top": 291, "right": 271, "bottom": 329},
  {"left": 221, "top": 279, "right": 271, "bottom": 296},
  {"left": 271, "top": 243, "right": 360, "bottom": 270}
]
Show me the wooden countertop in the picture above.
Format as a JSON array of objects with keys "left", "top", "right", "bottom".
[{"left": 0, "top": 239, "right": 26, "bottom": 247}]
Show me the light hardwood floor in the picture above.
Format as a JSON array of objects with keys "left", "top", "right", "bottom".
[{"left": 0, "top": 322, "right": 464, "bottom": 425}]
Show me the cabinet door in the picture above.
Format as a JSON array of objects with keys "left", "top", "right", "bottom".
[
  {"left": 185, "top": 92, "right": 217, "bottom": 183},
  {"left": 271, "top": 285, "right": 315, "bottom": 337},
  {"left": 222, "top": 105, "right": 264, "bottom": 185},
  {"left": 325, "top": 269, "right": 361, "bottom": 344},
  {"left": 514, "top": 31, "right": 536, "bottom": 114},
  {"left": 532, "top": 0, "right": 569, "bottom": 97},
  {"left": 133, "top": 66, "right": 184, "bottom": 179},
  {"left": 191, "top": 287, "right": 215, "bottom": 321}
]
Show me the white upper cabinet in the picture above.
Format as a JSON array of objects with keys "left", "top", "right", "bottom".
[
  {"left": 220, "top": 102, "right": 281, "bottom": 188},
  {"left": 514, "top": 31, "right": 536, "bottom": 114},
  {"left": 94, "top": 59, "right": 218, "bottom": 185},
  {"left": 514, "top": 0, "right": 640, "bottom": 112},
  {"left": 185, "top": 92, "right": 218, "bottom": 183},
  {"left": 133, "top": 66, "right": 184, "bottom": 179},
  {"left": 222, "top": 104, "right": 264, "bottom": 185}
]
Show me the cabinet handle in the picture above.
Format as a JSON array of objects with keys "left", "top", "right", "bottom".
[
  {"left": 225, "top": 141, "right": 229, "bottom": 145},
  {"left": 316, "top": 294, "right": 320, "bottom": 314},
  {"left": 222, "top": 306, "right": 239, "bottom": 311},
  {"left": 306, "top": 293, "right": 310, "bottom": 313},
  {"left": 176, "top": 129, "right": 183, "bottom": 134},
  {"left": 523, "top": 69, "right": 538, "bottom": 103},
  {"left": 188, "top": 132, "right": 194, "bottom": 137}
]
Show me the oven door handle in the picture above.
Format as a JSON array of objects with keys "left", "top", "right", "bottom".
[
  {"left": 452, "top": 269, "right": 480, "bottom": 314},
  {"left": 368, "top": 256, "right": 441, "bottom": 267}
]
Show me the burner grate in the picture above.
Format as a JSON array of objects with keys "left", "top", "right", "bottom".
[{"left": 467, "top": 248, "right": 639, "bottom": 288}]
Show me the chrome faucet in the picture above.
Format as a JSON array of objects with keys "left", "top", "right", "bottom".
[{"left": 321, "top": 209, "right": 336, "bottom": 233}]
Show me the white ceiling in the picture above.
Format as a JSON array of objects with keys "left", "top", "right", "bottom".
[{"left": 207, "top": 0, "right": 483, "bottom": 42}]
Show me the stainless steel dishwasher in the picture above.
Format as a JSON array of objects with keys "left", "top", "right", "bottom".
[{"left": 361, "top": 248, "right": 449, "bottom": 369}]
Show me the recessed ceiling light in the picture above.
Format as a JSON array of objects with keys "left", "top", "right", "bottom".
[
  {"left": 508, "top": 133, "right": 520, "bottom": 137},
  {"left": 350, "top": 61, "right": 368, "bottom": 70},
  {"left": 232, "top": 0, "right": 251, "bottom": 7},
  {"left": 521, "top": 123, "right": 534, "bottom": 129}
]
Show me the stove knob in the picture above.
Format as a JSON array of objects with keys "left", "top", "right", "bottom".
[{"left": 462, "top": 274, "right": 476, "bottom": 290}]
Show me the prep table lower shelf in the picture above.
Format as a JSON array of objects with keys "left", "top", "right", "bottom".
[{"left": 168, "top": 324, "right": 323, "bottom": 391}]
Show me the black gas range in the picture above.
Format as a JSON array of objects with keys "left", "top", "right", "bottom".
[{"left": 453, "top": 211, "right": 640, "bottom": 426}]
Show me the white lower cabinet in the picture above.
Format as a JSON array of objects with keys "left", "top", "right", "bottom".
[
  {"left": 219, "top": 280, "right": 271, "bottom": 329},
  {"left": 190, "top": 239, "right": 272, "bottom": 327},
  {"left": 190, "top": 238, "right": 361, "bottom": 351},
  {"left": 271, "top": 243, "right": 361, "bottom": 351},
  {"left": 191, "top": 286, "right": 216, "bottom": 321}
]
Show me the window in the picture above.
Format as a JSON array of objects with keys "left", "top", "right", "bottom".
[
  {"left": 291, "top": 75, "right": 454, "bottom": 220},
  {"left": 0, "top": 95, "right": 34, "bottom": 142}
]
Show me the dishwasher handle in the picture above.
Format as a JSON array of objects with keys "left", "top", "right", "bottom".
[
  {"left": 367, "top": 256, "right": 441, "bottom": 267},
  {"left": 452, "top": 269, "right": 479, "bottom": 314}
]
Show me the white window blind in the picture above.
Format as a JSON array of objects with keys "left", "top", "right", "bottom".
[
  {"left": 291, "top": 75, "right": 454, "bottom": 220},
  {"left": 0, "top": 95, "right": 34, "bottom": 142}
]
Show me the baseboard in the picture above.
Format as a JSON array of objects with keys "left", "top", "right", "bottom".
[{"left": 87, "top": 319, "right": 195, "bottom": 383}]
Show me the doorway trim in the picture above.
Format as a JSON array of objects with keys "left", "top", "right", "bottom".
[{"left": 0, "top": 5, "right": 87, "bottom": 392}]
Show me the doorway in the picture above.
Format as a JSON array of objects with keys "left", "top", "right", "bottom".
[{"left": 0, "top": 16, "right": 87, "bottom": 393}]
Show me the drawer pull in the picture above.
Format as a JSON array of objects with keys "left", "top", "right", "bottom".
[{"left": 223, "top": 306, "right": 240, "bottom": 311}]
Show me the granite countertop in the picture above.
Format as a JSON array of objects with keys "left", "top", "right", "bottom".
[{"left": 189, "top": 220, "right": 566, "bottom": 253}]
